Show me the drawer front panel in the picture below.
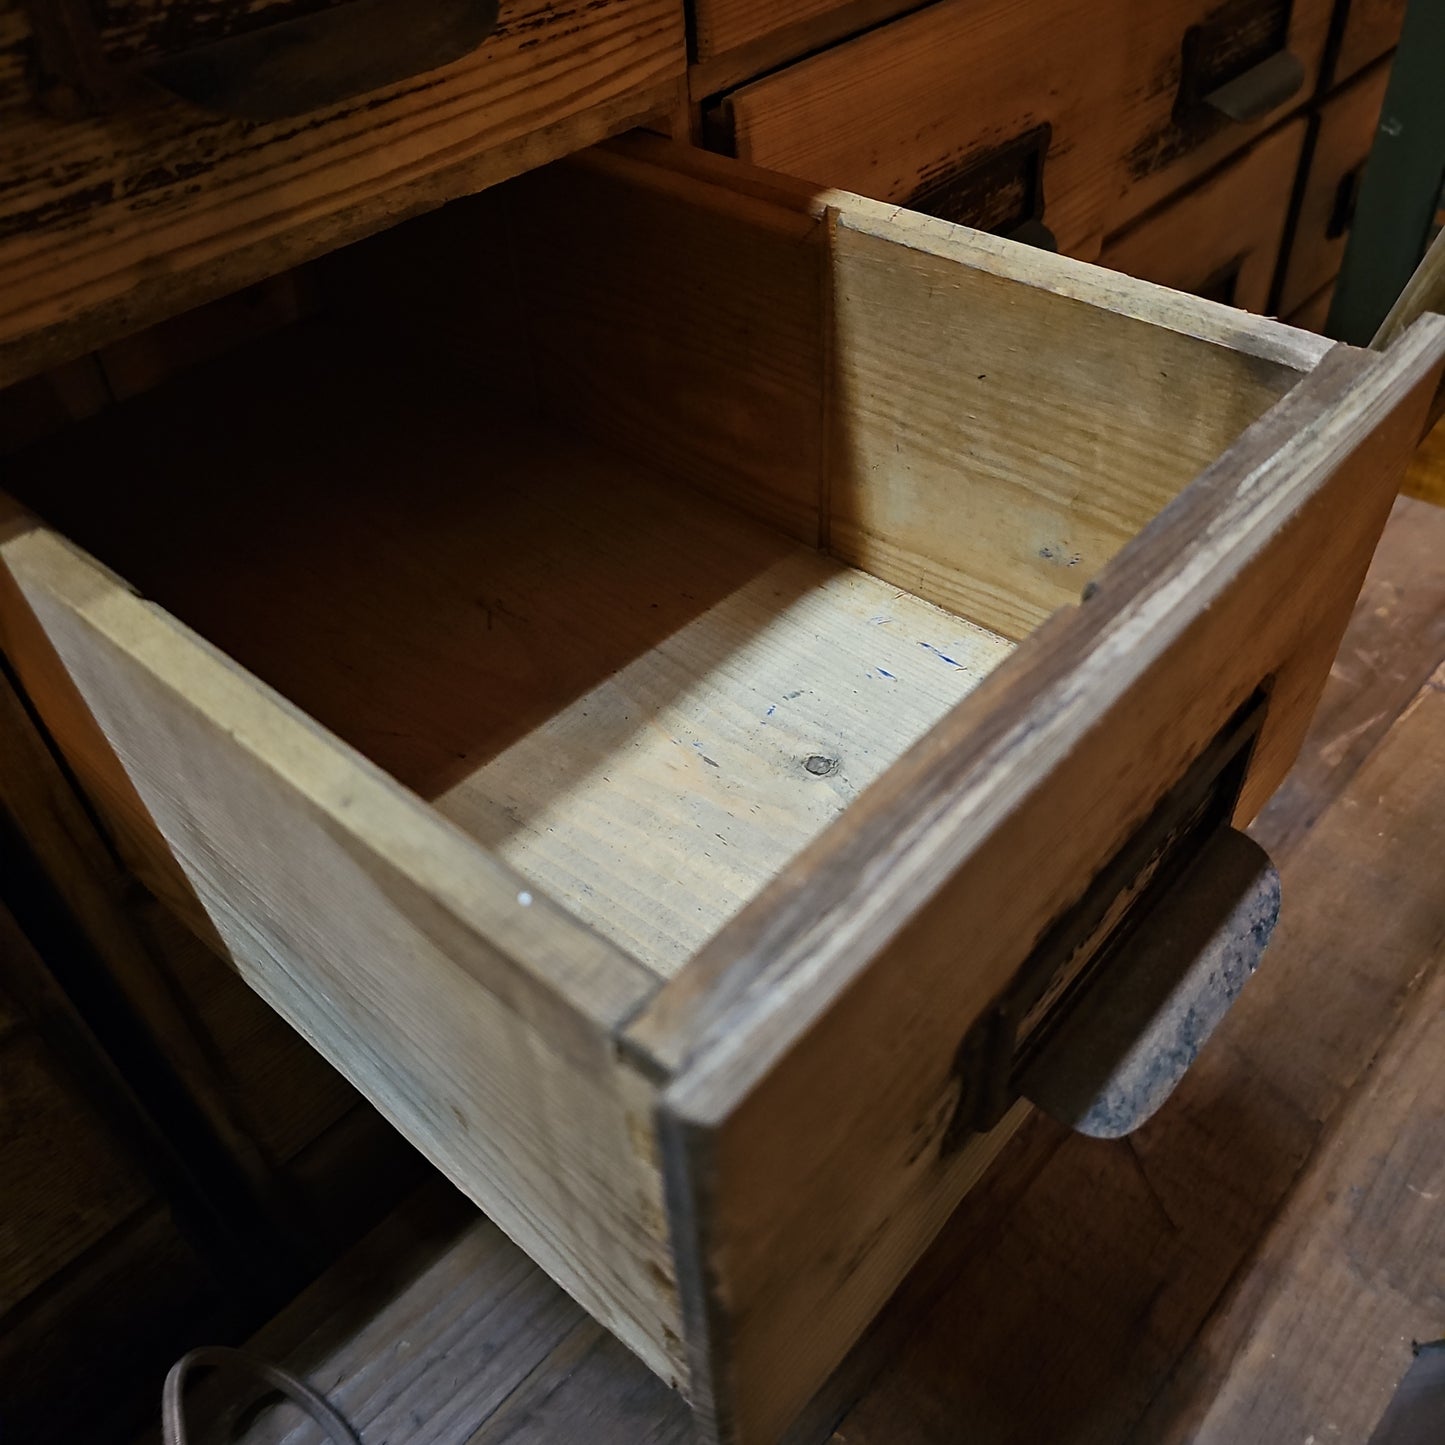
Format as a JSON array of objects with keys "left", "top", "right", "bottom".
[
  {"left": 1115, "top": 0, "right": 1332, "bottom": 228},
  {"left": 1279, "top": 57, "right": 1392, "bottom": 317},
  {"left": 1101, "top": 119, "right": 1307, "bottom": 313},
  {"left": 714, "top": 0, "right": 1128, "bottom": 260},
  {"left": 1331, "top": 0, "right": 1405, "bottom": 87},
  {"left": 0, "top": 0, "right": 684, "bottom": 389},
  {"left": 650, "top": 310, "right": 1445, "bottom": 1445},
  {"left": 1288, "top": 279, "right": 1336, "bottom": 334}
]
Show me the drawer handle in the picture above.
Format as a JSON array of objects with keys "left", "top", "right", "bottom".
[
  {"left": 1202, "top": 48, "right": 1306, "bottom": 123},
  {"left": 1019, "top": 828, "right": 1279, "bottom": 1138},
  {"left": 943, "top": 692, "right": 1270, "bottom": 1148},
  {"left": 904, "top": 123, "right": 1058, "bottom": 252},
  {"left": 24, "top": 0, "right": 499, "bottom": 122},
  {"left": 1174, "top": 0, "right": 1305, "bottom": 132}
]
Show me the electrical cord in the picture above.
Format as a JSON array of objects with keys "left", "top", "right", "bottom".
[{"left": 162, "top": 1345, "right": 361, "bottom": 1445}]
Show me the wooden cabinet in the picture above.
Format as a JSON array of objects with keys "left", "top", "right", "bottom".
[
  {"left": 0, "top": 0, "right": 685, "bottom": 391},
  {"left": 709, "top": 0, "right": 1127, "bottom": 260},
  {"left": 699, "top": 0, "right": 1411, "bottom": 310},
  {"left": 1111, "top": 0, "right": 1334, "bottom": 228},
  {"left": 1279, "top": 57, "right": 1393, "bottom": 319},
  {"left": 1101, "top": 120, "right": 1307, "bottom": 312},
  {"left": 1, "top": 136, "right": 1440, "bottom": 1444}
]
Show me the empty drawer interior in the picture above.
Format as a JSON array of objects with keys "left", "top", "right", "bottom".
[{"left": 0, "top": 140, "right": 1316, "bottom": 985}]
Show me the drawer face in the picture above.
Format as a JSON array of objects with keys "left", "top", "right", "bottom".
[
  {"left": 714, "top": 0, "right": 1129, "bottom": 260},
  {"left": 1331, "top": 0, "right": 1406, "bottom": 87},
  {"left": 1115, "top": 0, "right": 1333, "bottom": 228},
  {"left": 1288, "top": 279, "right": 1336, "bottom": 334},
  {"left": 691, "top": 0, "right": 849, "bottom": 71},
  {"left": 1279, "top": 58, "right": 1392, "bottom": 317},
  {"left": 0, "top": 0, "right": 684, "bottom": 389},
  {"left": 3, "top": 140, "right": 1442, "bottom": 1445},
  {"left": 1101, "top": 119, "right": 1307, "bottom": 313}
]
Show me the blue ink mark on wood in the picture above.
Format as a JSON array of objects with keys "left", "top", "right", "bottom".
[{"left": 919, "top": 642, "right": 963, "bottom": 668}]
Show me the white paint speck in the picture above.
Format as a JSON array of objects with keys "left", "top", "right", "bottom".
[{"left": 517, "top": 891, "right": 533, "bottom": 907}]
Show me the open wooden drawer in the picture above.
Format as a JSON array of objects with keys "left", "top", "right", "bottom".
[{"left": 1, "top": 137, "right": 1440, "bottom": 1445}]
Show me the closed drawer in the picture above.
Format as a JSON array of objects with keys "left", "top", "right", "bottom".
[
  {"left": 1115, "top": 0, "right": 1333, "bottom": 228},
  {"left": 0, "top": 0, "right": 684, "bottom": 391},
  {"left": 1, "top": 137, "right": 1440, "bottom": 1445},
  {"left": 1101, "top": 119, "right": 1306, "bottom": 312},
  {"left": 1279, "top": 57, "right": 1393, "bottom": 317},
  {"left": 1330, "top": 0, "right": 1405, "bottom": 87},
  {"left": 1288, "top": 280, "right": 1337, "bottom": 334},
  {"left": 708, "top": 0, "right": 1129, "bottom": 260}
]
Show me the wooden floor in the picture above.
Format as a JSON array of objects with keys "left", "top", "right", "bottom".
[{"left": 196, "top": 479, "right": 1445, "bottom": 1445}]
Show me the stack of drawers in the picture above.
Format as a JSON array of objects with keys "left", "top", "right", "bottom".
[{"left": 694, "top": 0, "right": 1405, "bottom": 325}]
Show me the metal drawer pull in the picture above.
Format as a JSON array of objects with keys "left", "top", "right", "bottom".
[
  {"left": 1202, "top": 48, "right": 1305, "bottom": 123},
  {"left": 904, "top": 123, "right": 1057, "bottom": 252},
  {"left": 25, "top": 0, "right": 499, "bottom": 122},
  {"left": 1020, "top": 828, "right": 1279, "bottom": 1139}
]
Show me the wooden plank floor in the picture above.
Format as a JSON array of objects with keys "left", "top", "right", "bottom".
[{"left": 201, "top": 488, "right": 1445, "bottom": 1445}]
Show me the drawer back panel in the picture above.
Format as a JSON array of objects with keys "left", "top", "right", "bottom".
[{"left": 397, "top": 141, "right": 1319, "bottom": 638}]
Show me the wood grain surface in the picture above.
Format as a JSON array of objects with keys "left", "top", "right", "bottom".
[{"left": 718, "top": 0, "right": 1129, "bottom": 260}]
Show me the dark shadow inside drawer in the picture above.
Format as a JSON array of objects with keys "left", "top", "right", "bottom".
[
  {"left": 0, "top": 140, "right": 1316, "bottom": 983},
  {"left": 8, "top": 323, "right": 1013, "bottom": 977}
]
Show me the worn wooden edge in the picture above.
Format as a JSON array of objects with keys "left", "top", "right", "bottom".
[
  {"left": 0, "top": 500, "right": 659, "bottom": 1048},
  {"left": 603, "top": 135, "right": 1333, "bottom": 374},
  {"left": 624, "top": 319, "right": 1445, "bottom": 1091},
  {"left": 830, "top": 205, "right": 1331, "bottom": 374}
]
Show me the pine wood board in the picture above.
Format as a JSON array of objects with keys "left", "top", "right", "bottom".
[{"left": 824, "top": 209, "right": 1311, "bottom": 642}]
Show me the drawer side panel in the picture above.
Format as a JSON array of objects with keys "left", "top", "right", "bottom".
[{"left": 0, "top": 518, "right": 684, "bottom": 1381}]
